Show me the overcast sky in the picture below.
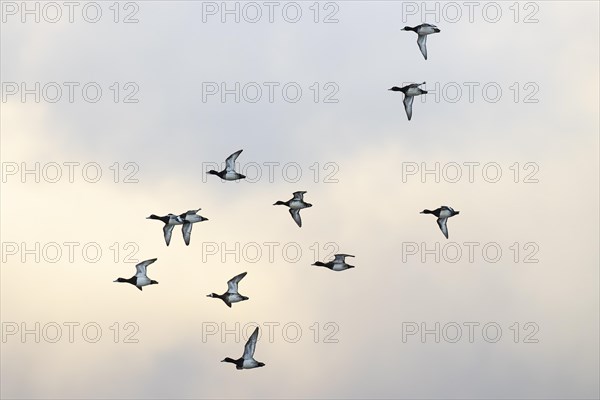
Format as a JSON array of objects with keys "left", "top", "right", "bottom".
[{"left": 1, "top": 1, "right": 599, "bottom": 399}]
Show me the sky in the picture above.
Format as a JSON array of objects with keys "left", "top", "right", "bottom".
[{"left": 1, "top": 1, "right": 599, "bottom": 399}]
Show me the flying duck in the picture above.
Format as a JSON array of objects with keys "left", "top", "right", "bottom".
[
  {"left": 273, "top": 191, "right": 312, "bottom": 227},
  {"left": 179, "top": 208, "right": 209, "bottom": 246},
  {"left": 312, "top": 254, "right": 355, "bottom": 271},
  {"left": 221, "top": 326, "right": 265, "bottom": 370},
  {"left": 207, "top": 149, "right": 246, "bottom": 181},
  {"left": 420, "top": 206, "right": 459, "bottom": 239},
  {"left": 113, "top": 258, "right": 158, "bottom": 291},
  {"left": 389, "top": 82, "right": 427, "bottom": 121},
  {"left": 207, "top": 272, "right": 249, "bottom": 308},
  {"left": 146, "top": 213, "right": 184, "bottom": 246},
  {"left": 402, "top": 23, "right": 441, "bottom": 60}
]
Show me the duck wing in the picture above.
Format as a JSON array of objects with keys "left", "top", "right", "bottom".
[
  {"left": 135, "top": 258, "right": 157, "bottom": 278},
  {"left": 182, "top": 221, "right": 193, "bottom": 246},
  {"left": 243, "top": 327, "right": 259, "bottom": 359},
  {"left": 292, "top": 191, "right": 306, "bottom": 201},
  {"left": 334, "top": 254, "right": 355, "bottom": 262},
  {"left": 437, "top": 218, "right": 449, "bottom": 239},
  {"left": 417, "top": 34, "right": 428, "bottom": 60},
  {"left": 163, "top": 224, "right": 175, "bottom": 246},
  {"left": 225, "top": 149, "right": 243, "bottom": 172},
  {"left": 180, "top": 208, "right": 201, "bottom": 219},
  {"left": 289, "top": 209, "right": 302, "bottom": 227},
  {"left": 403, "top": 95, "right": 414, "bottom": 121},
  {"left": 227, "top": 272, "right": 247, "bottom": 294}
]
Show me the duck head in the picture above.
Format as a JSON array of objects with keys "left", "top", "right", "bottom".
[
  {"left": 114, "top": 277, "right": 136, "bottom": 285},
  {"left": 388, "top": 86, "right": 403, "bottom": 91}
]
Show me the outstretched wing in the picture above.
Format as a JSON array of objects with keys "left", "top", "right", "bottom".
[
  {"left": 292, "top": 191, "right": 306, "bottom": 201},
  {"left": 163, "top": 224, "right": 175, "bottom": 246},
  {"left": 135, "top": 258, "right": 157, "bottom": 277},
  {"left": 289, "top": 209, "right": 302, "bottom": 227},
  {"left": 227, "top": 272, "right": 247, "bottom": 294},
  {"left": 403, "top": 95, "right": 414, "bottom": 121},
  {"left": 243, "top": 327, "right": 259, "bottom": 360},
  {"left": 334, "top": 254, "right": 355, "bottom": 262},
  {"left": 180, "top": 208, "right": 201, "bottom": 219},
  {"left": 182, "top": 222, "right": 193, "bottom": 246},
  {"left": 417, "top": 35, "right": 428, "bottom": 60},
  {"left": 437, "top": 218, "right": 449, "bottom": 239},
  {"left": 225, "top": 149, "right": 243, "bottom": 172}
]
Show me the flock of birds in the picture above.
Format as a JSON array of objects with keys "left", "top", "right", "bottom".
[{"left": 113, "top": 23, "right": 458, "bottom": 370}]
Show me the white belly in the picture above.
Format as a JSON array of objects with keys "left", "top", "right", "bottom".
[
  {"left": 419, "top": 27, "right": 437, "bottom": 35},
  {"left": 406, "top": 88, "right": 423, "bottom": 96},
  {"left": 289, "top": 200, "right": 305, "bottom": 209},
  {"left": 137, "top": 277, "right": 151, "bottom": 286},
  {"left": 243, "top": 359, "right": 259, "bottom": 369},
  {"left": 224, "top": 171, "right": 239, "bottom": 180},
  {"left": 439, "top": 210, "right": 452, "bottom": 218},
  {"left": 332, "top": 263, "right": 347, "bottom": 271},
  {"left": 229, "top": 294, "right": 244, "bottom": 303}
]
